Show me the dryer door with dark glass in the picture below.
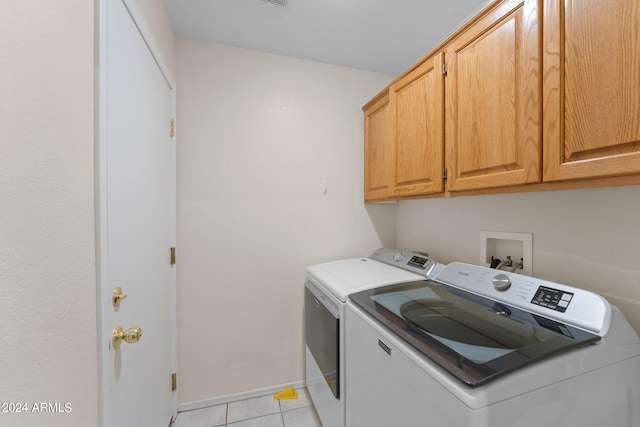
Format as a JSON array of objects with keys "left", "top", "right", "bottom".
[{"left": 305, "top": 285, "right": 339, "bottom": 398}]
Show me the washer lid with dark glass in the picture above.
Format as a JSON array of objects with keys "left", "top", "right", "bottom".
[{"left": 349, "top": 278, "right": 602, "bottom": 387}]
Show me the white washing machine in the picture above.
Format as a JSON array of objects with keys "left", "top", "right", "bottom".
[
  {"left": 304, "top": 248, "right": 444, "bottom": 427},
  {"left": 346, "top": 262, "right": 640, "bottom": 426}
]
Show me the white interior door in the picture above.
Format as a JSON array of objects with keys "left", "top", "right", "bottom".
[{"left": 98, "top": 1, "right": 176, "bottom": 426}]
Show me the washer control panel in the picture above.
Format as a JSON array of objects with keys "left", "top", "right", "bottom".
[
  {"left": 407, "top": 255, "right": 431, "bottom": 270},
  {"left": 531, "top": 286, "right": 574, "bottom": 313},
  {"left": 370, "top": 248, "right": 444, "bottom": 279},
  {"left": 435, "top": 262, "right": 610, "bottom": 335}
]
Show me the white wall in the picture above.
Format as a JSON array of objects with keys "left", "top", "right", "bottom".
[
  {"left": 176, "top": 38, "right": 395, "bottom": 404},
  {"left": 0, "top": 2, "right": 96, "bottom": 426},
  {"left": 0, "top": 1, "right": 175, "bottom": 425},
  {"left": 397, "top": 185, "right": 640, "bottom": 332}
]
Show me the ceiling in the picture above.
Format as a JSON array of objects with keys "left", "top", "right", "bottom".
[{"left": 163, "top": 0, "right": 490, "bottom": 76}]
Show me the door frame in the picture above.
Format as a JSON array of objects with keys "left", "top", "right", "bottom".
[{"left": 95, "top": 0, "right": 177, "bottom": 425}]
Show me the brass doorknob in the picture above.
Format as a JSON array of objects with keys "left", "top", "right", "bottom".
[
  {"left": 113, "top": 326, "right": 143, "bottom": 348},
  {"left": 112, "top": 287, "right": 128, "bottom": 307}
]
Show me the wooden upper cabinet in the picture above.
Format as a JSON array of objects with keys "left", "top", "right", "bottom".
[
  {"left": 364, "top": 93, "right": 393, "bottom": 201},
  {"left": 444, "top": 0, "right": 541, "bottom": 192},
  {"left": 543, "top": 0, "right": 640, "bottom": 181},
  {"left": 391, "top": 54, "right": 445, "bottom": 197}
]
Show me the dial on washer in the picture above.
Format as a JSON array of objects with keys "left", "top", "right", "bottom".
[
  {"left": 492, "top": 274, "right": 511, "bottom": 291},
  {"left": 393, "top": 251, "right": 405, "bottom": 262}
]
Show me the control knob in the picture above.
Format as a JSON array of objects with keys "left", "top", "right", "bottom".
[
  {"left": 393, "top": 251, "right": 405, "bottom": 262},
  {"left": 492, "top": 273, "right": 511, "bottom": 291}
]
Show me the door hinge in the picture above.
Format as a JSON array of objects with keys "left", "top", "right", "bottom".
[
  {"left": 171, "top": 373, "right": 177, "bottom": 391},
  {"left": 170, "top": 247, "right": 176, "bottom": 265},
  {"left": 170, "top": 118, "right": 176, "bottom": 138},
  {"left": 442, "top": 63, "right": 448, "bottom": 76},
  {"left": 443, "top": 168, "right": 448, "bottom": 180}
]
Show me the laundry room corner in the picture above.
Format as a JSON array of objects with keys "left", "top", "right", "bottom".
[{"left": 174, "top": 37, "right": 396, "bottom": 405}]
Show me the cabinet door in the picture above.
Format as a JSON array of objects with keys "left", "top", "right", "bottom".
[
  {"left": 445, "top": 0, "right": 541, "bottom": 191},
  {"left": 543, "top": 0, "right": 640, "bottom": 181},
  {"left": 364, "top": 93, "right": 393, "bottom": 201},
  {"left": 391, "top": 54, "right": 445, "bottom": 197}
]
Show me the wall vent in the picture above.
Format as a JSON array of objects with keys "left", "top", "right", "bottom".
[{"left": 261, "top": 0, "right": 287, "bottom": 6}]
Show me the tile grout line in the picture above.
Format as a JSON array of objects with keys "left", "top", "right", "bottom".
[{"left": 278, "top": 399, "right": 285, "bottom": 427}]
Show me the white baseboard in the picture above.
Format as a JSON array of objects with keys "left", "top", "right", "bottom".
[{"left": 177, "top": 380, "right": 307, "bottom": 413}]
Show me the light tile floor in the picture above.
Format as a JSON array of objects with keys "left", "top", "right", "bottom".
[{"left": 172, "top": 387, "right": 322, "bottom": 427}]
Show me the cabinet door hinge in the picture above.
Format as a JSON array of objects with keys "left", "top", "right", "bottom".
[
  {"left": 170, "top": 118, "right": 176, "bottom": 138},
  {"left": 171, "top": 373, "right": 177, "bottom": 391},
  {"left": 170, "top": 247, "right": 176, "bottom": 265},
  {"left": 442, "top": 63, "right": 448, "bottom": 76},
  {"left": 443, "top": 168, "right": 448, "bottom": 180}
]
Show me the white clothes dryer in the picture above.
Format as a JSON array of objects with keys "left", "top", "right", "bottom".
[{"left": 304, "top": 248, "right": 443, "bottom": 427}]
